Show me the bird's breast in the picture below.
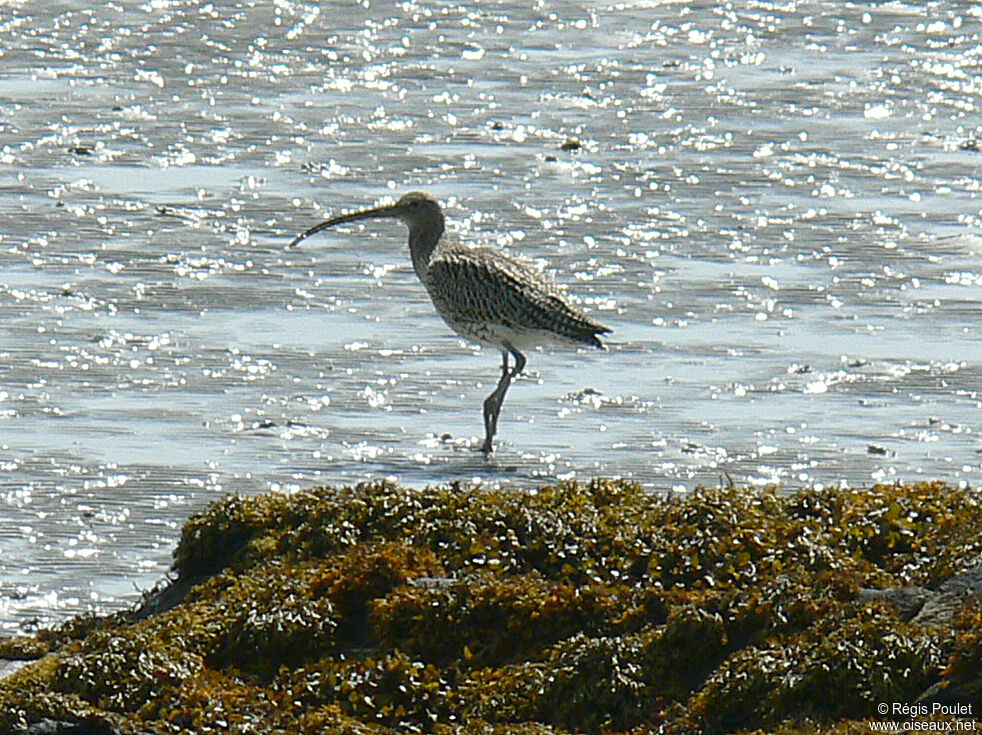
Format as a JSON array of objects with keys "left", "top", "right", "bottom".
[{"left": 434, "top": 312, "right": 583, "bottom": 351}]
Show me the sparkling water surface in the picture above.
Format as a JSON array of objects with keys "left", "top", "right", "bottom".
[{"left": 1, "top": 1, "right": 982, "bottom": 630}]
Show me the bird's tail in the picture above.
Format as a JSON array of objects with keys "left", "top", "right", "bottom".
[{"left": 582, "top": 324, "right": 612, "bottom": 350}]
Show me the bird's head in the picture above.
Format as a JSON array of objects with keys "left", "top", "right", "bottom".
[
  {"left": 288, "top": 191, "right": 444, "bottom": 247},
  {"left": 391, "top": 191, "right": 442, "bottom": 227}
]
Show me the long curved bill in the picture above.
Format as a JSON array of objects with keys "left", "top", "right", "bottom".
[{"left": 287, "top": 202, "right": 402, "bottom": 248}]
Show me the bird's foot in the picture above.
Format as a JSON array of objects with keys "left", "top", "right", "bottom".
[{"left": 478, "top": 437, "right": 494, "bottom": 455}]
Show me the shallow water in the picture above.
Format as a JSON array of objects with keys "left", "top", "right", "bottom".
[{"left": 1, "top": 1, "right": 982, "bottom": 631}]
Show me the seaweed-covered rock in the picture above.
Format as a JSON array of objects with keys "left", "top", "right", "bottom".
[
  {"left": 283, "top": 650, "right": 451, "bottom": 732},
  {"left": 370, "top": 571, "right": 633, "bottom": 666},
  {"left": 200, "top": 559, "right": 339, "bottom": 678},
  {"left": 53, "top": 627, "right": 200, "bottom": 716},
  {"left": 691, "top": 604, "right": 944, "bottom": 733},
  {"left": 926, "top": 597, "right": 982, "bottom": 707},
  {"left": 1, "top": 479, "right": 981, "bottom": 734},
  {"left": 534, "top": 632, "right": 649, "bottom": 733}
]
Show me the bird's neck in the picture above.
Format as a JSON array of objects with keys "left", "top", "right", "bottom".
[{"left": 407, "top": 217, "right": 444, "bottom": 280}]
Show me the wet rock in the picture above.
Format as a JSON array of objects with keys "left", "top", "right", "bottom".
[
  {"left": 20, "top": 719, "right": 130, "bottom": 735},
  {"left": 858, "top": 586, "right": 933, "bottom": 620},
  {"left": 913, "top": 558, "right": 982, "bottom": 627},
  {"left": 0, "top": 658, "right": 31, "bottom": 682},
  {"left": 131, "top": 574, "right": 196, "bottom": 619}
]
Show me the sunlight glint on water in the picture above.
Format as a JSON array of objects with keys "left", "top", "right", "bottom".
[{"left": 1, "top": 2, "right": 981, "bottom": 630}]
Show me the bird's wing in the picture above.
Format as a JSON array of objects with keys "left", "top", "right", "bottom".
[{"left": 425, "top": 247, "right": 610, "bottom": 346}]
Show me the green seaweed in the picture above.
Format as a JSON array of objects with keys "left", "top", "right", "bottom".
[
  {"left": 1, "top": 479, "right": 980, "bottom": 734},
  {"left": 691, "top": 603, "right": 944, "bottom": 733},
  {"left": 370, "top": 570, "right": 636, "bottom": 666}
]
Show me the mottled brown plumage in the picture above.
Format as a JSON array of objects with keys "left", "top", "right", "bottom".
[
  {"left": 426, "top": 246, "right": 608, "bottom": 350},
  {"left": 289, "top": 191, "right": 611, "bottom": 453}
]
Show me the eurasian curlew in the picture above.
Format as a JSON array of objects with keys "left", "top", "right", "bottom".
[{"left": 289, "top": 191, "right": 611, "bottom": 454}]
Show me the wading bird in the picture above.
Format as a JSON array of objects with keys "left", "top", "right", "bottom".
[{"left": 289, "top": 192, "right": 610, "bottom": 454}]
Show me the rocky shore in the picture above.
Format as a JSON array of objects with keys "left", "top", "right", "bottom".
[{"left": 1, "top": 479, "right": 980, "bottom": 734}]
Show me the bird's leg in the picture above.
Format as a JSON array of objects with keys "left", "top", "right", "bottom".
[
  {"left": 480, "top": 344, "right": 526, "bottom": 455},
  {"left": 481, "top": 350, "right": 510, "bottom": 454},
  {"left": 508, "top": 345, "right": 527, "bottom": 380}
]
